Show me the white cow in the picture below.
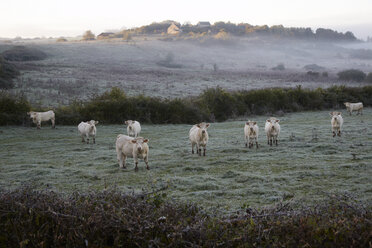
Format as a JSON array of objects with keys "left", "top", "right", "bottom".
[
  {"left": 189, "top": 122, "right": 210, "bottom": 156},
  {"left": 244, "top": 121, "right": 259, "bottom": 148},
  {"left": 330, "top": 112, "right": 343, "bottom": 137},
  {"left": 116, "top": 135, "right": 149, "bottom": 171},
  {"left": 344, "top": 102, "right": 363, "bottom": 115},
  {"left": 265, "top": 118, "right": 280, "bottom": 146},
  {"left": 27, "top": 110, "right": 55, "bottom": 129},
  {"left": 125, "top": 120, "right": 141, "bottom": 137},
  {"left": 78, "top": 120, "right": 98, "bottom": 144}
]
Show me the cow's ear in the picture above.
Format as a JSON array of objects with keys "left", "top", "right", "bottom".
[
  {"left": 275, "top": 119, "right": 280, "bottom": 123},
  {"left": 131, "top": 140, "right": 137, "bottom": 144},
  {"left": 95, "top": 121, "right": 99, "bottom": 125},
  {"left": 253, "top": 121, "right": 257, "bottom": 125},
  {"left": 125, "top": 121, "right": 128, "bottom": 125},
  {"left": 266, "top": 119, "right": 270, "bottom": 122},
  {"left": 329, "top": 112, "right": 334, "bottom": 116},
  {"left": 246, "top": 122, "right": 249, "bottom": 125},
  {"left": 205, "top": 123, "right": 210, "bottom": 128},
  {"left": 337, "top": 112, "right": 342, "bottom": 115},
  {"left": 196, "top": 124, "right": 201, "bottom": 128},
  {"left": 143, "top": 139, "right": 149, "bottom": 143}
]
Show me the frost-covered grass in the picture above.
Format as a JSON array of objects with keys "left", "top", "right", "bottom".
[{"left": 1, "top": 109, "right": 371, "bottom": 214}]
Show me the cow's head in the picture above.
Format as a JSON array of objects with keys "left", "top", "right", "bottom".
[
  {"left": 330, "top": 112, "right": 341, "bottom": 122},
  {"left": 27, "top": 112, "right": 37, "bottom": 123},
  {"left": 131, "top": 137, "right": 149, "bottom": 153},
  {"left": 344, "top": 102, "right": 350, "bottom": 107},
  {"left": 88, "top": 120, "right": 98, "bottom": 130},
  {"left": 246, "top": 121, "right": 257, "bottom": 133},
  {"left": 125, "top": 120, "right": 134, "bottom": 130},
  {"left": 266, "top": 119, "right": 279, "bottom": 130},
  {"left": 196, "top": 122, "right": 210, "bottom": 135}
]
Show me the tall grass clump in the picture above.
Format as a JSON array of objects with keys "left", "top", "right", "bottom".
[{"left": 0, "top": 187, "right": 370, "bottom": 247}]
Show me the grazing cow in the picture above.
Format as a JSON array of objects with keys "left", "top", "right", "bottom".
[
  {"left": 344, "top": 102, "right": 363, "bottom": 115},
  {"left": 27, "top": 110, "right": 55, "bottom": 129},
  {"left": 189, "top": 122, "right": 210, "bottom": 156},
  {"left": 125, "top": 120, "right": 141, "bottom": 137},
  {"left": 78, "top": 120, "right": 99, "bottom": 144},
  {"left": 116, "top": 135, "right": 149, "bottom": 171},
  {"left": 330, "top": 112, "right": 343, "bottom": 137},
  {"left": 265, "top": 118, "right": 280, "bottom": 146},
  {"left": 244, "top": 121, "right": 259, "bottom": 148}
]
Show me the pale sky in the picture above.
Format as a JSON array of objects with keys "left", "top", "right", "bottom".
[{"left": 1, "top": 0, "right": 372, "bottom": 39}]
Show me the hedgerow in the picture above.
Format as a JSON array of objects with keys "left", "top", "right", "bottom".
[
  {"left": 2, "top": 86, "right": 372, "bottom": 125},
  {"left": 0, "top": 187, "right": 370, "bottom": 247}
]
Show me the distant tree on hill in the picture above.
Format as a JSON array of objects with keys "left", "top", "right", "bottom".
[
  {"left": 122, "top": 31, "right": 132, "bottom": 41},
  {"left": 82, "top": 30, "right": 95, "bottom": 41}
]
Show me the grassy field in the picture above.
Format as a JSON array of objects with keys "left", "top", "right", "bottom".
[{"left": 1, "top": 109, "right": 371, "bottom": 214}]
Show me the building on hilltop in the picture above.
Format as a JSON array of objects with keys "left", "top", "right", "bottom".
[
  {"left": 167, "top": 23, "right": 182, "bottom": 35},
  {"left": 197, "top": 22, "right": 211, "bottom": 28},
  {"left": 97, "top": 32, "right": 115, "bottom": 40}
]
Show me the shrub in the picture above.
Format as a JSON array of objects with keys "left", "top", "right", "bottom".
[
  {"left": 366, "top": 72, "right": 372, "bottom": 83},
  {"left": 307, "top": 71, "right": 319, "bottom": 77},
  {"left": 82, "top": 30, "right": 95, "bottom": 41},
  {"left": 303, "top": 64, "right": 325, "bottom": 71},
  {"left": 0, "top": 187, "right": 370, "bottom": 247},
  {"left": 56, "top": 37, "right": 68, "bottom": 42},
  {"left": 1, "top": 46, "right": 47, "bottom": 61},
  {"left": 0, "top": 91, "right": 31, "bottom": 125},
  {"left": 156, "top": 52, "right": 182, "bottom": 68},
  {"left": 272, "top": 63, "right": 285, "bottom": 71},
  {"left": 337, "top": 69, "right": 366, "bottom": 82}
]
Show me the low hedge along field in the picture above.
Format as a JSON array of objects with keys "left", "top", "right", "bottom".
[
  {"left": 0, "top": 187, "right": 370, "bottom": 247},
  {"left": 1, "top": 85, "right": 372, "bottom": 125}
]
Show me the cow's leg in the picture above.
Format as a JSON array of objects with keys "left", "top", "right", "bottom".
[
  {"left": 270, "top": 138, "right": 273, "bottom": 146},
  {"left": 275, "top": 137, "right": 278, "bottom": 146},
  {"left": 118, "top": 153, "right": 126, "bottom": 169},
  {"left": 245, "top": 136, "right": 248, "bottom": 148},
  {"left": 332, "top": 131, "right": 336, "bottom": 137},
  {"left": 338, "top": 130, "right": 341, "bottom": 137},
  {"left": 203, "top": 146, "right": 206, "bottom": 156},
  {"left": 197, "top": 143, "right": 201, "bottom": 156},
  {"left": 144, "top": 156, "right": 149, "bottom": 170},
  {"left": 86, "top": 134, "right": 89, "bottom": 144},
  {"left": 134, "top": 155, "right": 139, "bottom": 171},
  {"left": 51, "top": 118, "right": 55, "bottom": 128},
  {"left": 255, "top": 137, "right": 259, "bottom": 149},
  {"left": 191, "top": 142, "right": 195, "bottom": 154},
  {"left": 81, "top": 135, "right": 85, "bottom": 143},
  {"left": 37, "top": 121, "right": 41, "bottom": 129},
  {"left": 93, "top": 135, "right": 96, "bottom": 144}
]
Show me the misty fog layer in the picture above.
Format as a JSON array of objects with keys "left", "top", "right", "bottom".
[{"left": 1, "top": 37, "right": 372, "bottom": 107}]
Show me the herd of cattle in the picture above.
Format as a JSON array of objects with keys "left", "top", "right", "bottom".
[{"left": 26, "top": 101, "right": 364, "bottom": 171}]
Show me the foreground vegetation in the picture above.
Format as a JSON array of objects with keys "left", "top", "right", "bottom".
[
  {"left": 0, "top": 187, "right": 370, "bottom": 247},
  {"left": 1, "top": 86, "right": 372, "bottom": 125}
]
